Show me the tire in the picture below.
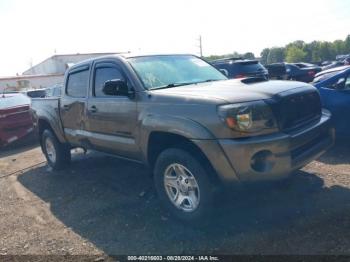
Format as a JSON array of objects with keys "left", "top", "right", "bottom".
[
  {"left": 154, "top": 148, "right": 214, "bottom": 224},
  {"left": 41, "top": 129, "right": 71, "bottom": 170}
]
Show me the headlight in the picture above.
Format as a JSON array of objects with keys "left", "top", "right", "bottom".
[{"left": 217, "top": 101, "right": 277, "bottom": 135}]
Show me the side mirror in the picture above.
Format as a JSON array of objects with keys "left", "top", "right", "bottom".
[
  {"left": 103, "top": 79, "right": 129, "bottom": 96},
  {"left": 335, "top": 78, "right": 346, "bottom": 90},
  {"left": 219, "top": 69, "right": 229, "bottom": 77}
]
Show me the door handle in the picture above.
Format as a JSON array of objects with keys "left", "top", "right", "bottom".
[
  {"left": 62, "top": 105, "right": 69, "bottom": 110},
  {"left": 89, "top": 105, "right": 98, "bottom": 113}
]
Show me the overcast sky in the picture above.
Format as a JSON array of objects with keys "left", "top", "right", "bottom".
[{"left": 0, "top": 0, "right": 349, "bottom": 76}]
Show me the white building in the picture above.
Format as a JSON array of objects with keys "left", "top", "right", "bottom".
[
  {"left": 0, "top": 74, "right": 64, "bottom": 92},
  {"left": 0, "top": 52, "right": 119, "bottom": 92}
]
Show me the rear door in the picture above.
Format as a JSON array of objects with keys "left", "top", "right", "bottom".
[
  {"left": 60, "top": 65, "right": 90, "bottom": 145},
  {"left": 85, "top": 61, "right": 140, "bottom": 159},
  {"left": 318, "top": 72, "right": 350, "bottom": 137}
]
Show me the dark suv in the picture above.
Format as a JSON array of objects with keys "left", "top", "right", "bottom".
[{"left": 210, "top": 58, "right": 268, "bottom": 79}]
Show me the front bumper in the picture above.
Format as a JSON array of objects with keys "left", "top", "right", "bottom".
[{"left": 193, "top": 110, "right": 334, "bottom": 183}]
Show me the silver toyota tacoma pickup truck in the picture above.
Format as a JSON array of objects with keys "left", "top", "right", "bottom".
[{"left": 33, "top": 54, "right": 334, "bottom": 222}]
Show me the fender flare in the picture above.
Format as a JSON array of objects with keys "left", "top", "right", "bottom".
[
  {"left": 37, "top": 116, "right": 66, "bottom": 144},
  {"left": 138, "top": 114, "right": 215, "bottom": 161}
]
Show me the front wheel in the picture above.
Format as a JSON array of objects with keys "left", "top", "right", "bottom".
[
  {"left": 154, "top": 148, "right": 214, "bottom": 223},
  {"left": 41, "top": 129, "right": 71, "bottom": 170}
]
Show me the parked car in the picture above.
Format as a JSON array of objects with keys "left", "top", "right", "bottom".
[
  {"left": 33, "top": 54, "right": 334, "bottom": 223},
  {"left": 314, "top": 65, "right": 350, "bottom": 82},
  {"left": 322, "top": 61, "right": 345, "bottom": 71},
  {"left": 0, "top": 93, "right": 35, "bottom": 147},
  {"left": 285, "top": 63, "right": 322, "bottom": 82},
  {"left": 336, "top": 54, "right": 350, "bottom": 61},
  {"left": 210, "top": 58, "right": 269, "bottom": 79},
  {"left": 321, "top": 61, "right": 333, "bottom": 67},
  {"left": 265, "top": 63, "right": 322, "bottom": 82},
  {"left": 293, "top": 62, "right": 318, "bottom": 68},
  {"left": 45, "top": 84, "right": 62, "bottom": 97},
  {"left": 313, "top": 66, "right": 350, "bottom": 139},
  {"left": 343, "top": 57, "right": 350, "bottom": 65}
]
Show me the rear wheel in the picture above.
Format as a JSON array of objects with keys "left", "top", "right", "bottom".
[
  {"left": 41, "top": 129, "right": 71, "bottom": 170},
  {"left": 154, "top": 148, "right": 214, "bottom": 223}
]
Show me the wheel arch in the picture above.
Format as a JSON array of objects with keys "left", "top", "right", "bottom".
[
  {"left": 146, "top": 131, "right": 221, "bottom": 185},
  {"left": 38, "top": 117, "right": 66, "bottom": 144}
]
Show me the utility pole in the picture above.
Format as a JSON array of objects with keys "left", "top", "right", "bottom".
[
  {"left": 28, "top": 58, "right": 33, "bottom": 69},
  {"left": 198, "top": 35, "right": 203, "bottom": 57}
]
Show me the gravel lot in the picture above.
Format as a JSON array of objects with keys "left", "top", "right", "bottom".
[{"left": 0, "top": 140, "right": 349, "bottom": 255}]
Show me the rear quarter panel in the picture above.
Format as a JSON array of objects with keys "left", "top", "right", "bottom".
[{"left": 31, "top": 98, "right": 67, "bottom": 143}]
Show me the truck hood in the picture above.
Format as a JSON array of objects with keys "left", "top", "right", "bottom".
[{"left": 150, "top": 79, "right": 310, "bottom": 103}]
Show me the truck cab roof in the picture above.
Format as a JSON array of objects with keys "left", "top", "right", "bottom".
[{"left": 68, "top": 53, "right": 198, "bottom": 70}]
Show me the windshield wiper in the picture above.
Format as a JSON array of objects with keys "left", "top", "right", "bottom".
[
  {"left": 200, "top": 79, "right": 221, "bottom": 83},
  {"left": 149, "top": 82, "right": 195, "bottom": 90},
  {"left": 149, "top": 79, "right": 222, "bottom": 90}
]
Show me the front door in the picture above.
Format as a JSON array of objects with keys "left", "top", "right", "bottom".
[
  {"left": 318, "top": 73, "right": 350, "bottom": 137},
  {"left": 85, "top": 61, "right": 140, "bottom": 160}
]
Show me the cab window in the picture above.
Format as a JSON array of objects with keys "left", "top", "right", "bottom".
[{"left": 66, "top": 69, "right": 89, "bottom": 98}]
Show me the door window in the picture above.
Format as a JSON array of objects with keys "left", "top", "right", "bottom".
[
  {"left": 66, "top": 69, "right": 89, "bottom": 98},
  {"left": 94, "top": 67, "right": 125, "bottom": 97}
]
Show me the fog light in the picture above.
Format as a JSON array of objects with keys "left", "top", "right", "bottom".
[{"left": 250, "top": 150, "right": 275, "bottom": 172}]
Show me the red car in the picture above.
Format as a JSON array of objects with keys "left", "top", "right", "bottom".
[{"left": 0, "top": 93, "right": 35, "bottom": 147}]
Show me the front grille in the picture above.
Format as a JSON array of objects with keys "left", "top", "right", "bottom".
[{"left": 270, "top": 90, "right": 321, "bottom": 131}]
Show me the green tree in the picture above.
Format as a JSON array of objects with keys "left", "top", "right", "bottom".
[
  {"left": 332, "top": 39, "right": 345, "bottom": 55},
  {"left": 204, "top": 52, "right": 242, "bottom": 61},
  {"left": 319, "top": 42, "right": 333, "bottom": 61},
  {"left": 307, "top": 41, "right": 322, "bottom": 63},
  {"left": 285, "top": 46, "right": 307, "bottom": 62},
  {"left": 206, "top": 34, "right": 350, "bottom": 64},
  {"left": 267, "top": 47, "right": 285, "bottom": 64},
  {"left": 302, "top": 43, "right": 312, "bottom": 62},
  {"left": 287, "top": 40, "right": 305, "bottom": 50},
  {"left": 260, "top": 48, "right": 270, "bottom": 65},
  {"left": 242, "top": 52, "right": 255, "bottom": 59},
  {"left": 344, "top": 35, "right": 350, "bottom": 53}
]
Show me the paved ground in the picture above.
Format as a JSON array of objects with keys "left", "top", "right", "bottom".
[{"left": 0, "top": 140, "right": 349, "bottom": 255}]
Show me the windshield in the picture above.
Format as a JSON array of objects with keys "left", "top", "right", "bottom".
[{"left": 128, "top": 55, "right": 227, "bottom": 90}]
